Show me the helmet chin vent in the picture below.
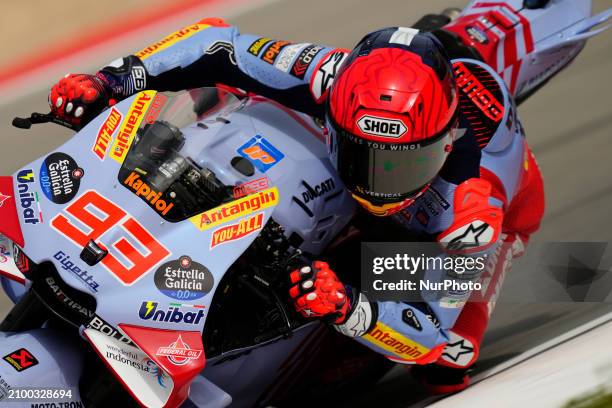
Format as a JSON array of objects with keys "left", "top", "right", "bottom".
[{"left": 380, "top": 94, "right": 392, "bottom": 101}]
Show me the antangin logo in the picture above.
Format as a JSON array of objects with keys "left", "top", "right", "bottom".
[
  {"left": 357, "top": 115, "right": 407, "bottom": 139},
  {"left": 110, "top": 91, "right": 156, "bottom": 163},
  {"left": 190, "top": 187, "right": 279, "bottom": 231},
  {"left": 362, "top": 322, "right": 429, "bottom": 359},
  {"left": 136, "top": 24, "right": 210, "bottom": 60},
  {"left": 93, "top": 107, "right": 123, "bottom": 160}
]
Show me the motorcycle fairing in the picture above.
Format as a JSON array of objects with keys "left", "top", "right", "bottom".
[
  {"left": 444, "top": 0, "right": 611, "bottom": 98},
  {"left": 2, "top": 88, "right": 355, "bottom": 406},
  {"left": 0, "top": 177, "right": 24, "bottom": 249},
  {"left": 0, "top": 234, "right": 25, "bottom": 284},
  {"left": 0, "top": 329, "right": 85, "bottom": 405}
]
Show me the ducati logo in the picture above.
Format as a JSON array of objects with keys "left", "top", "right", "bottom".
[{"left": 357, "top": 115, "right": 407, "bottom": 139}]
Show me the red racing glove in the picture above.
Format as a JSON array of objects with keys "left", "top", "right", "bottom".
[
  {"left": 289, "top": 261, "right": 350, "bottom": 324},
  {"left": 49, "top": 73, "right": 114, "bottom": 128}
]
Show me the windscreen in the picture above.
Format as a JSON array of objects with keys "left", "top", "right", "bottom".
[{"left": 117, "top": 88, "right": 246, "bottom": 222}]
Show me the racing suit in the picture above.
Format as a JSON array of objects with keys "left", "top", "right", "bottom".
[{"left": 90, "top": 17, "right": 545, "bottom": 387}]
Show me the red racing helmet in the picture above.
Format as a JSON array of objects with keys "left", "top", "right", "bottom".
[{"left": 327, "top": 27, "right": 459, "bottom": 216}]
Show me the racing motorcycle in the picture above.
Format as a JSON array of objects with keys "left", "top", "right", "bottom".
[{"left": 0, "top": 1, "right": 610, "bottom": 407}]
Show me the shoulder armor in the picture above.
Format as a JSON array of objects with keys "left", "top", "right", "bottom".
[
  {"left": 437, "top": 178, "right": 502, "bottom": 254},
  {"left": 451, "top": 58, "right": 518, "bottom": 153},
  {"left": 309, "top": 49, "right": 349, "bottom": 102}
]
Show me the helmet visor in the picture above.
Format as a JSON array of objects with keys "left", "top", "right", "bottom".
[{"left": 331, "top": 125, "right": 453, "bottom": 203}]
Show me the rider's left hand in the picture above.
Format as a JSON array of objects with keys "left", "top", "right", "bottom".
[{"left": 289, "top": 261, "right": 350, "bottom": 324}]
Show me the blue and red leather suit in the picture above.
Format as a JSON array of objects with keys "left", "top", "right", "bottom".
[{"left": 94, "top": 18, "right": 545, "bottom": 374}]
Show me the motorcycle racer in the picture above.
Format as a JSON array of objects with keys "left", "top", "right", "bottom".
[{"left": 48, "top": 16, "right": 545, "bottom": 393}]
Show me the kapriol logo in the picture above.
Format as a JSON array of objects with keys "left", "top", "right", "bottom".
[{"left": 357, "top": 115, "right": 407, "bottom": 139}]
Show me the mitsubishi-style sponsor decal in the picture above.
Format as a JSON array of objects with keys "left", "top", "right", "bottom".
[{"left": 357, "top": 115, "right": 407, "bottom": 139}]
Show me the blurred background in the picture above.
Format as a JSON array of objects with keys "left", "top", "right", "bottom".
[{"left": 1, "top": 0, "right": 611, "bottom": 406}]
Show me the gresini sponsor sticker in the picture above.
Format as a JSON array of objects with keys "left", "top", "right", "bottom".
[
  {"left": 154, "top": 256, "right": 214, "bottom": 301},
  {"left": 156, "top": 335, "right": 203, "bottom": 366},
  {"left": 39, "top": 153, "right": 84, "bottom": 204},
  {"left": 189, "top": 187, "right": 279, "bottom": 231},
  {"left": 110, "top": 91, "right": 157, "bottom": 163},
  {"left": 357, "top": 115, "right": 407, "bottom": 139}
]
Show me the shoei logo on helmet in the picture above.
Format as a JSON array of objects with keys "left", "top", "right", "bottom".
[{"left": 357, "top": 115, "right": 407, "bottom": 139}]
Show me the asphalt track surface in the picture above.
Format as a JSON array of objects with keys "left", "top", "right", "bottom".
[{"left": 0, "top": 1, "right": 611, "bottom": 406}]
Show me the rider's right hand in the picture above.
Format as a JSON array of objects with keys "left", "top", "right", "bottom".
[{"left": 49, "top": 73, "right": 114, "bottom": 128}]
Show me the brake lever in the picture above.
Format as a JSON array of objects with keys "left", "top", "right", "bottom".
[{"left": 12, "top": 112, "right": 79, "bottom": 131}]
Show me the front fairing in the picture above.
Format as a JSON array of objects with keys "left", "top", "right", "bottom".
[{"left": 3, "top": 88, "right": 280, "bottom": 407}]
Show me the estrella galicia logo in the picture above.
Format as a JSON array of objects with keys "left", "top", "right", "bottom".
[
  {"left": 237, "top": 135, "right": 285, "bottom": 173},
  {"left": 154, "top": 256, "right": 214, "bottom": 301},
  {"left": 139, "top": 301, "right": 205, "bottom": 325},
  {"left": 16, "top": 169, "right": 42, "bottom": 225},
  {"left": 39, "top": 152, "right": 84, "bottom": 204}
]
